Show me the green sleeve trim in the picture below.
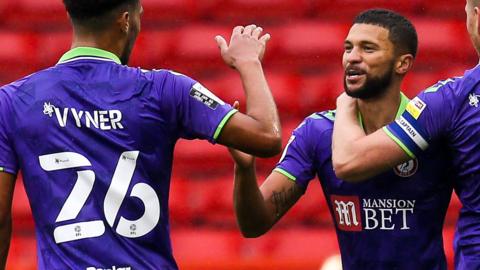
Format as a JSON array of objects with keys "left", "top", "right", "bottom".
[
  {"left": 0, "top": 167, "right": 4, "bottom": 172},
  {"left": 273, "top": 168, "right": 297, "bottom": 182},
  {"left": 382, "top": 127, "right": 416, "bottom": 159},
  {"left": 213, "top": 109, "right": 238, "bottom": 141}
]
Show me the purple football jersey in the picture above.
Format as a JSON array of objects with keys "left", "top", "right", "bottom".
[
  {"left": 385, "top": 65, "right": 480, "bottom": 269},
  {"left": 0, "top": 47, "right": 237, "bottom": 269},
  {"left": 275, "top": 94, "right": 453, "bottom": 270}
]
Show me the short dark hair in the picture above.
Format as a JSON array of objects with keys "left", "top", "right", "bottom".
[
  {"left": 354, "top": 9, "right": 418, "bottom": 58},
  {"left": 63, "top": 0, "right": 138, "bottom": 21}
]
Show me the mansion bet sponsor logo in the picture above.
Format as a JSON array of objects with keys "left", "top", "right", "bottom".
[
  {"left": 43, "top": 102, "right": 124, "bottom": 130},
  {"left": 330, "top": 195, "right": 415, "bottom": 231},
  {"left": 86, "top": 266, "right": 131, "bottom": 270}
]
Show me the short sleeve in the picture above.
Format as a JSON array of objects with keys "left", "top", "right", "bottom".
[
  {"left": 274, "top": 118, "right": 318, "bottom": 189},
  {"left": 384, "top": 79, "right": 456, "bottom": 158},
  {"left": 156, "top": 70, "right": 237, "bottom": 143},
  {"left": 0, "top": 89, "right": 19, "bottom": 174}
]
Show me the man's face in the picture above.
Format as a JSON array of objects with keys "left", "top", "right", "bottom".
[
  {"left": 343, "top": 23, "right": 396, "bottom": 99},
  {"left": 466, "top": 0, "right": 480, "bottom": 55},
  {"left": 121, "top": 2, "right": 143, "bottom": 65}
]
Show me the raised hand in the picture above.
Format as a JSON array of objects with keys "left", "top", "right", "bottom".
[{"left": 215, "top": 25, "right": 271, "bottom": 70}]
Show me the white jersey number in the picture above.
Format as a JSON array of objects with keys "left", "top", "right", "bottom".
[{"left": 39, "top": 151, "right": 160, "bottom": 244}]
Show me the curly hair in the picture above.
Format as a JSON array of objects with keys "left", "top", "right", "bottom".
[
  {"left": 354, "top": 9, "right": 418, "bottom": 58},
  {"left": 63, "top": 0, "right": 138, "bottom": 21}
]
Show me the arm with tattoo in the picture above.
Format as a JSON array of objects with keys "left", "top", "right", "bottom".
[{"left": 230, "top": 148, "right": 303, "bottom": 238}]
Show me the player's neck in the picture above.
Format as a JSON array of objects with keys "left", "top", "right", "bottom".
[
  {"left": 357, "top": 86, "right": 402, "bottom": 135},
  {"left": 70, "top": 30, "right": 124, "bottom": 62}
]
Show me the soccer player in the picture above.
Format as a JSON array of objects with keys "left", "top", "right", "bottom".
[
  {"left": 332, "top": 1, "right": 480, "bottom": 269},
  {"left": 231, "top": 9, "right": 453, "bottom": 269},
  {"left": 0, "top": 0, "right": 282, "bottom": 269}
]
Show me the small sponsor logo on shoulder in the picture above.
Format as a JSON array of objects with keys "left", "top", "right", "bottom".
[
  {"left": 394, "top": 159, "right": 418, "bottom": 177},
  {"left": 406, "top": 97, "right": 426, "bottom": 119},
  {"left": 190, "top": 83, "right": 224, "bottom": 110}
]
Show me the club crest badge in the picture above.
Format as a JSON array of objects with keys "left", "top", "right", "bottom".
[{"left": 394, "top": 159, "right": 418, "bottom": 177}]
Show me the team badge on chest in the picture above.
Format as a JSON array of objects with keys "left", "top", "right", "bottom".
[{"left": 393, "top": 159, "right": 418, "bottom": 177}]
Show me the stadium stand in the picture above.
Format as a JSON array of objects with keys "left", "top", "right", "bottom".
[{"left": 3, "top": 1, "right": 469, "bottom": 269}]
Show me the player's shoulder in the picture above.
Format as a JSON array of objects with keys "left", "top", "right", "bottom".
[
  {"left": 304, "top": 110, "right": 336, "bottom": 126},
  {"left": 0, "top": 70, "right": 43, "bottom": 98},
  {"left": 295, "top": 110, "right": 336, "bottom": 135},
  {"left": 420, "top": 67, "right": 476, "bottom": 99},
  {"left": 141, "top": 68, "right": 197, "bottom": 91}
]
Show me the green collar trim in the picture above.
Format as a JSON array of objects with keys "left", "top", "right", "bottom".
[
  {"left": 58, "top": 47, "right": 121, "bottom": 64},
  {"left": 358, "top": 92, "right": 409, "bottom": 129}
]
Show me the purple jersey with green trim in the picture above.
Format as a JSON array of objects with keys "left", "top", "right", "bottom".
[
  {"left": 385, "top": 65, "right": 480, "bottom": 269},
  {"left": 0, "top": 47, "right": 236, "bottom": 270},
  {"left": 276, "top": 107, "right": 453, "bottom": 269}
]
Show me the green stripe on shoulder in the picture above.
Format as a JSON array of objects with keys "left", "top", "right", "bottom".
[
  {"left": 274, "top": 168, "right": 297, "bottom": 181},
  {"left": 319, "top": 110, "right": 336, "bottom": 121},
  {"left": 213, "top": 109, "right": 238, "bottom": 141},
  {"left": 382, "top": 127, "right": 416, "bottom": 159}
]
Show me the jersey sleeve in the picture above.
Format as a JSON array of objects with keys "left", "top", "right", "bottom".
[
  {"left": 274, "top": 117, "right": 320, "bottom": 189},
  {"left": 156, "top": 70, "right": 237, "bottom": 143},
  {"left": 384, "top": 79, "right": 456, "bottom": 158},
  {"left": 0, "top": 89, "right": 19, "bottom": 174}
]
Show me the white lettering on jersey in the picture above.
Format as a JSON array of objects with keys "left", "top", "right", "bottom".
[
  {"left": 396, "top": 117, "right": 428, "bottom": 150},
  {"left": 43, "top": 102, "right": 124, "bottom": 130}
]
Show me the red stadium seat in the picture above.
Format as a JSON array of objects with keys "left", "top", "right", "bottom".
[
  {"left": 168, "top": 24, "right": 231, "bottom": 74},
  {"left": 130, "top": 30, "right": 176, "bottom": 69},
  {"left": 402, "top": 71, "right": 442, "bottom": 98},
  {"left": 314, "top": 0, "right": 420, "bottom": 19},
  {"left": 12, "top": 176, "right": 34, "bottom": 231},
  {"left": 6, "top": 234, "right": 37, "bottom": 270},
  {"left": 299, "top": 71, "right": 344, "bottom": 113},
  {"left": 7, "top": 0, "right": 69, "bottom": 30},
  {"left": 420, "top": 0, "right": 466, "bottom": 19},
  {"left": 272, "top": 21, "right": 348, "bottom": 71},
  {"left": 141, "top": 0, "right": 196, "bottom": 24},
  {"left": 0, "top": 32, "right": 38, "bottom": 84},
  {"left": 172, "top": 229, "right": 240, "bottom": 263},
  {"left": 210, "top": 0, "right": 311, "bottom": 23},
  {"left": 37, "top": 31, "right": 72, "bottom": 67},
  {"left": 271, "top": 229, "right": 339, "bottom": 265},
  {"left": 413, "top": 19, "right": 473, "bottom": 68}
]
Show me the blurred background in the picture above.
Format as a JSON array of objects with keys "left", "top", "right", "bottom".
[{"left": 1, "top": 0, "right": 473, "bottom": 269}]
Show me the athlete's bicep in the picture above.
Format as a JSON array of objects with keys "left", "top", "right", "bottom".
[
  {"left": 216, "top": 112, "right": 282, "bottom": 157},
  {"left": 334, "top": 129, "right": 410, "bottom": 182},
  {"left": 259, "top": 171, "right": 304, "bottom": 222}
]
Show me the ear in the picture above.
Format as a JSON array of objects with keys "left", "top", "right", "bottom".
[
  {"left": 118, "top": 11, "right": 130, "bottom": 33},
  {"left": 475, "top": 6, "right": 480, "bottom": 35},
  {"left": 395, "top": 54, "right": 414, "bottom": 75}
]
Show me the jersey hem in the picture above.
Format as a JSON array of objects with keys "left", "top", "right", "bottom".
[
  {"left": 213, "top": 109, "right": 238, "bottom": 141},
  {"left": 0, "top": 165, "right": 17, "bottom": 175},
  {"left": 273, "top": 168, "right": 297, "bottom": 181}
]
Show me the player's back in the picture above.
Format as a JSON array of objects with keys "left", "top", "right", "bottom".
[{"left": 0, "top": 48, "right": 230, "bottom": 269}]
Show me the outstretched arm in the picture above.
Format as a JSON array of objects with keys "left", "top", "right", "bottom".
[
  {"left": 332, "top": 93, "right": 410, "bottom": 182},
  {"left": 0, "top": 173, "right": 15, "bottom": 270},
  {"left": 215, "top": 25, "right": 282, "bottom": 157},
  {"left": 230, "top": 148, "right": 303, "bottom": 238}
]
